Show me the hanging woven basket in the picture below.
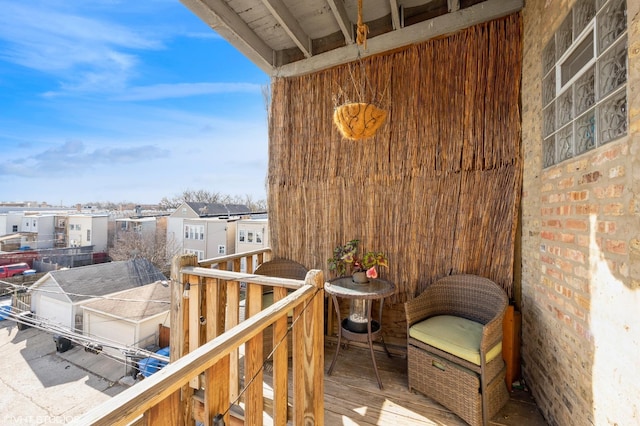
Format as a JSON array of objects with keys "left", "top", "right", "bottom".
[{"left": 333, "top": 102, "right": 387, "bottom": 141}]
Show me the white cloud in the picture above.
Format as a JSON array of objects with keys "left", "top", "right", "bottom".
[
  {"left": 0, "top": 2, "right": 162, "bottom": 93},
  {"left": 112, "top": 82, "right": 262, "bottom": 101}
]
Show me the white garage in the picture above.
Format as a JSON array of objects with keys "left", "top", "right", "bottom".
[
  {"left": 29, "top": 258, "right": 167, "bottom": 334},
  {"left": 36, "top": 295, "right": 72, "bottom": 329},
  {"left": 82, "top": 281, "right": 171, "bottom": 357}
]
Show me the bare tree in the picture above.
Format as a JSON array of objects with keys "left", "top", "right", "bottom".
[
  {"left": 108, "top": 227, "right": 178, "bottom": 274},
  {"left": 159, "top": 189, "right": 266, "bottom": 212}
]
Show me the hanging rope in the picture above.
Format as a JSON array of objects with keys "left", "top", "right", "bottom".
[{"left": 356, "top": 0, "right": 369, "bottom": 49}]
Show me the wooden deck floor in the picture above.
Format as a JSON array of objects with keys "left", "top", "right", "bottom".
[{"left": 257, "top": 341, "right": 547, "bottom": 425}]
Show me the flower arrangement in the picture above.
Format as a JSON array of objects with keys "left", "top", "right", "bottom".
[{"left": 327, "top": 239, "right": 388, "bottom": 279}]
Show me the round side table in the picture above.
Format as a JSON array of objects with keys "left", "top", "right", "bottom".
[{"left": 325, "top": 276, "right": 395, "bottom": 389}]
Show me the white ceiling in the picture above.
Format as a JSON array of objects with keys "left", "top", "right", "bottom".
[{"left": 180, "top": 0, "right": 523, "bottom": 77}]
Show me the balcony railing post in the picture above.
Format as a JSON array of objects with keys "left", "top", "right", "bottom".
[
  {"left": 244, "top": 278, "right": 265, "bottom": 424},
  {"left": 272, "top": 284, "right": 289, "bottom": 425},
  {"left": 147, "top": 253, "right": 197, "bottom": 425},
  {"left": 293, "top": 269, "right": 325, "bottom": 425}
]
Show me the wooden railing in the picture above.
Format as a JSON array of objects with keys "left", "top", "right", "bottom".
[{"left": 72, "top": 250, "right": 325, "bottom": 425}]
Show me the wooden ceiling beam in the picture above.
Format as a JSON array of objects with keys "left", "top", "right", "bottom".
[
  {"left": 261, "top": 0, "right": 313, "bottom": 58},
  {"left": 180, "top": 0, "right": 275, "bottom": 73},
  {"left": 326, "top": 0, "right": 355, "bottom": 45},
  {"left": 448, "top": 0, "right": 460, "bottom": 13},
  {"left": 275, "top": 0, "right": 523, "bottom": 77},
  {"left": 389, "top": 0, "right": 401, "bottom": 30}
]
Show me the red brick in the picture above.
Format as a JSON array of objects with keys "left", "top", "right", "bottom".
[
  {"left": 564, "top": 248, "right": 586, "bottom": 263},
  {"left": 547, "top": 267, "right": 563, "bottom": 281},
  {"left": 574, "top": 322, "right": 592, "bottom": 342},
  {"left": 549, "top": 193, "right": 565, "bottom": 203},
  {"left": 544, "top": 219, "right": 562, "bottom": 227},
  {"left": 572, "top": 305, "right": 587, "bottom": 321},
  {"left": 603, "top": 203, "right": 624, "bottom": 215},
  {"left": 555, "top": 284, "right": 573, "bottom": 299},
  {"left": 549, "top": 291, "right": 564, "bottom": 306},
  {"left": 605, "top": 239, "right": 627, "bottom": 255},
  {"left": 576, "top": 235, "right": 590, "bottom": 247},
  {"left": 556, "top": 258, "right": 574, "bottom": 273},
  {"left": 569, "top": 190, "right": 588, "bottom": 201},
  {"left": 575, "top": 293, "right": 590, "bottom": 310},
  {"left": 578, "top": 171, "right": 602, "bottom": 184},
  {"left": 565, "top": 219, "right": 588, "bottom": 231},
  {"left": 593, "top": 144, "right": 627, "bottom": 165},
  {"left": 541, "top": 254, "right": 556, "bottom": 265},
  {"left": 559, "top": 233, "right": 575, "bottom": 243},
  {"left": 541, "top": 183, "right": 555, "bottom": 193},
  {"left": 574, "top": 204, "right": 598, "bottom": 215},
  {"left": 558, "top": 177, "right": 574, "bottom": 189},
  {"left": 548, "top": 245, "right": 562, "bottom": 256},
  {"left": 541, "top": 276, "right": 555, "bottom": 289},
  {"left": 541, "top": 231, "right": 555, "bottom": 240},
  {"left": 596, "top": 221, "right": 616, "bottom": 234},
  {"left": 543, "top": 168, "right": 563, "bottom": 179},
  {"left": 556, "top": 205, "right": 571, "bottom": 215},
  {"left": 594, "top": 184, "right": 624, "bottom": 199},
  {"left": 609, "top": 165, "right": 625, "bottom": 178}
]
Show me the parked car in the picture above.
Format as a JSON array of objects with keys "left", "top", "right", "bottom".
[{"left": 0, "top": 263, "right": 31, "bottom": 278}]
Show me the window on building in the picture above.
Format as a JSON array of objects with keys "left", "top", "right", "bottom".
[
  {"left": 86, "top": 230, "right": 91, "bottom": 242},
  {"left": 185, "top": 225, "right": 189, "bottom": 239},
  {"left": 199, "top": 225, "right": 204, "bottom": 240},
  {"left": 256, "top": 232, "right": 262, "bottom": 244},
  {"left": 12, "top": 225, "right": 17, "bottom": 232},
  {"left": 247, "top": 232, "right": 254, "bottom": 243},
  {"left": 239, "top": 230, "right": 245, "bottom": 242},
  {"left": 218, "top": 245, "right": 226, "bottom": 254},
  {"left": 184, "top": 248, "right": 204, "bottom": 260},
  {"left": 542, "top": 0, "right": 627, "bottom": 168}
]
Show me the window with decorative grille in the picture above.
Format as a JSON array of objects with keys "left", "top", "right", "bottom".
[{"left": 542, "top": 0, "right": 627, "bottom": 168}]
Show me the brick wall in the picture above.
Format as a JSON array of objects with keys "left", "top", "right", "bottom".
[{"left": 521, "top": 1, "right": 640, "bottom": 425}]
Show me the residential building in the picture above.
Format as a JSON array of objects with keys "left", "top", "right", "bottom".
[
  {"left": 20, "top": 214, "right": 55, "bottom": 249},
  {"left": 236, "top": 217, "right": 268, "bottom": 253},
  {"left": 67, "top": 214, "right": 108, "bottom": 252},
  {"left": 183, "top": 217, "right": 238, "bottom": 261},
  {"left": 29, "top": 258, "right": 166, "bottom": 332},
  {"left": 115, "top": 216, "right": 158, "bottom": 240},
  {"left": 166, "top": 202, "right": 251, "bottom": 259},
  {"left": 0, "top": 211, "right": 23, "bottom": 236}
]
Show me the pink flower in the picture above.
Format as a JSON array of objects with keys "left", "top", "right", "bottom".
[{"left": 366, "top": 266, "right": 378, "bottom": 279}]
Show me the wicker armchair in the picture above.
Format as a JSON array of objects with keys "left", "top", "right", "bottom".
[
  {"left": 254, "top": 258, "right": 308, "bottom": 282},
  {"left": 404, "top": 274, "right": 509, "bottom": 426},
  {"left": 254, "top": 258, "right": 308, "bottom": 356}
]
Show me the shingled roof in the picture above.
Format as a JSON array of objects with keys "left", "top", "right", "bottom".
[
  {"left": 81, "top": 280, "right": 170, "bottom": 321},
  {"left": 46, "top": 258, "right": 166, "bottom": 303}
]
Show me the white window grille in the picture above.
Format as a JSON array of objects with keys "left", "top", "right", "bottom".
[{"left": 542, "top": 0, "right": 627, "bottom": 168}]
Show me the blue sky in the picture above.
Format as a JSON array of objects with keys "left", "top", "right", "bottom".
[{"left": 0, "top": 0, "right": 270, "bottom": 206}]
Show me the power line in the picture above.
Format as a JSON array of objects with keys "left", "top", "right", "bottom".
[
  {"left": 1, "top": 281, "right": 170, "bottom": 305},
  {"left": 1, "top": 308, "right": 170, "bottom": 364}
]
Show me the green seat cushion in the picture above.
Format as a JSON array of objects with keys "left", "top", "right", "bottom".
[{"left": 409, "top": 315, "right": 502, "bottom": 365}]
